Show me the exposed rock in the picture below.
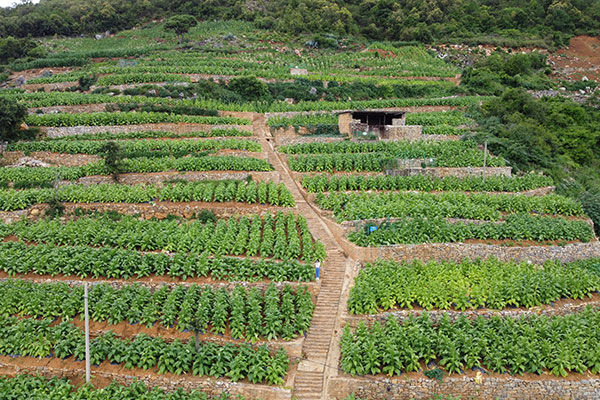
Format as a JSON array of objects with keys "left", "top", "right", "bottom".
[{"left": 8, "top": 157, "right": 51, "bottom": 168}]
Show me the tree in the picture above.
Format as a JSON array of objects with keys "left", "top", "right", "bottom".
[
  {"left": 164, "top": 14, "right": 197, "bottom": 44},
  {"left": 0, "top": 98, "right": 27, "bottom": 142},
  {"left": 228, "top": 76, "right": 269, "bottom": 102},
  {"left": 99, "top": 141, "right": 124, "bottom": 181}
]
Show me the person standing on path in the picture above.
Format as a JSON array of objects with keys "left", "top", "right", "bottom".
[{"left": 315, "top": 260, "right": 321, "bottom": 280}]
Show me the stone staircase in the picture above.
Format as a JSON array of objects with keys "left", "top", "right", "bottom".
[{"left": 253, "top": 114, "right": 349, "bottom": 400}]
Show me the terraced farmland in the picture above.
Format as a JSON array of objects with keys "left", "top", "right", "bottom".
[{"left": 0, "top": 19, "right": 599, "bottom": 400}]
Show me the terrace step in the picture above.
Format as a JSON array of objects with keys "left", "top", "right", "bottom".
[{"left": 256, "top": 114, "right": 350, "bottom": 400}]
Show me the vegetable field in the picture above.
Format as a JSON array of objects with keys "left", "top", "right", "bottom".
[
  {"left": 348, "top": 258, "right": 600, "bottom": 313},
  {"left": 0, "top": 280, "right": 314, "bottom": 341},
  {"left": 341, "top": 309, "right": 600, "bottom": 377},
  {"left": 2, "top": 19, "right": 599, "bottom": 399}
]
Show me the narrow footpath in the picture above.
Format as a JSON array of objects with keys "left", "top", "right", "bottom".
[{"left": 253, "top": 114, "right": 352, "bottom": 400}]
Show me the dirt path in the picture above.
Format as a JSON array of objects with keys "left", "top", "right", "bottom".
[{"left": 253, "top": 113, "right": 354, "bottom": 400}]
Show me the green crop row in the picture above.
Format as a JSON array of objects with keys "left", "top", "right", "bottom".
[
  {"left": 341, "top": 309, "right": 600, "bottom": 377},
  {"left": 421, "top": 125, "right": 468, "bottom": 135},
  {"left": 0, "top": 180, "right": 295, "bottom": 211},
  {"left": 3, "top": 91, "right": 200, "bottom": 108},
  {"left": 280, "top": 139, "right": 489, "bottom": 156},
  {"left": 96, "top": 73, "right": 192, "bottom": 86},
  {"left": 8, "top": 137, "right": 261, "bottom": 155},
  {"left": 316, "top": 191, "right": 584, "bottom": 222},
  {"left": 0, "top": 316, "right": 288, "bottom": 384},
  {"left": 267, "top": 114, "right": 337, "bottom": 128},
  {"left": 6, "top": 212, "right": 325, "bottom": 262},
  {"left": 0, "top": 374, "right": 243, "bottom": 400},
  {"left": 261, "top": 96, "right": 492, "bottom": 113},
  {"left": 2, "top": 91, "right": 490, "bottom": 112},
  {"left": 0, "top": 157, "right": 272, "bottom": 188},
  {"left": 0, "top": 241, "right": 314, "bottom": 281},
  {"left": 0, "top": 280, "right": 313, "bottom": 341},
  {"left": 348, "top": 214, "right": 594, "bottom": 246},
  {"left": 107, "top": 102, "right": 219, "bottom": 117},
  {"left": 301, "top": 173, "right": 554, "bottom": 193},
  {"left": 25, "top": 112, "right": 249, "bottom": 127},
  {"left": 9, "top": 56, "right": 90, "bottom": 71},
  {"left": 26, "top": 71, "right": 88, "bottom": 84},
  {"left": 288, "top": 151, "right": 504, "bottom": 172},
  {"left": 349, "top": 258, "right": 600, "bottom": 314},
  {"left": 405, "top": 111, "right": 472, "bottom": 126},
  {"left": 42, "top": 128, "right": 252, "bottom": 140}
]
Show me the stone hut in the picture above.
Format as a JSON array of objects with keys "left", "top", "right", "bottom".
[{"left": 337, "top": 110, "right": 422, "bottom": 140}]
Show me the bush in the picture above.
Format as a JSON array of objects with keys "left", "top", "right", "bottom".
[
  {"left": 0, "top": 98, "right": 27, "bottom": 142},
  {"left": 228, "top": 76, "right": 270, "bottom": 102},
  {"left": 0, "top": 37, "right": 41, "bottom": 63}
]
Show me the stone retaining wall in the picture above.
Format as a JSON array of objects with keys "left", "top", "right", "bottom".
[
  {"left": 344, "top": 297, "right": 600, "bottom": 326},
  {"left": 30, "top": 104, "right": 107, "bottom": 114},
  {"left": 70, "top": 170, "right": 280, "bottom": 186},
  {"left": 421, "top": 134, "right": 460, "bottom": 141},
  {"left": 41, "top": 123, "right": 253, "bottom": 138},
  {"left": 0, "top": 202, "right": 287, "bottom": 224},
  {"left": 348, "top": 240, "right": 600, "bottom": 264},
  {"left": 22, "top": 81, "right": 74, "bottom": 91},
  {"left": 328, "top": 374, "right": 600, "bottom": 400},
  {"left": 271, "top": 126, "right": 346, "bottom": 146},
  {"left": 316, "top": 212, "right": 600, "bottom": 264},
  {"left": 386, "top": 166, "right": 512, "bottom": 178}
]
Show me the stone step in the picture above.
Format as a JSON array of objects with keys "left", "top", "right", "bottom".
[
  {"left": 293, "top": 393, "right": 322, "bottom": 400},
  {"left": 294, "top": 380, "right": 323, "bottom": 388},
  {"left": 304, "top": 342, "right": 331, "bottom": 350}
]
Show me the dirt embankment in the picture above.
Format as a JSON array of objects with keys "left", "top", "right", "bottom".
[{"left": 550, "top": 35, "right": 600, "bottom": 81}]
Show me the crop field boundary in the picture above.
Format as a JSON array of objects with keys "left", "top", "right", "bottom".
[
  {"left": 0, "top": 357, "right": 292, "bottom": 400},
  {"left": 328, "top": 373, "right": 600, "bottom": 400}
]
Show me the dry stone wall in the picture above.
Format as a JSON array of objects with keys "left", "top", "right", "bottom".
[
  {"left": 386, "top": 166, "right": 512, "bottom": 178},
  {"left": 344, "top": 297, "right": 600, "bottom": 326},
  {"left": 0, "top": 202, "right": 287, "bottom": 224},
  {"left": 328, "top": 374, "right": 600, "bottom": 400},
  {"left": 71, "top": 170, "right": 279, "bottom": 186},
  {"left": 317, "top": 212, "right": 600, "bottom": 265},
  {"left": 357, "top": 241, "right": 600, "bottom": 264}
]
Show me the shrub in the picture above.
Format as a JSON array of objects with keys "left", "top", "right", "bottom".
[{"left": 0, "top": 97, "right": 27, "bottom": 142}]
